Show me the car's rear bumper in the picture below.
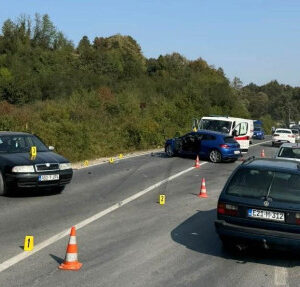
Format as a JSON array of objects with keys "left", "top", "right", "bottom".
[
  {"left": 220, "top": 149, "right": 242, "bottom": 160},
  {"left": 215, "top": 219, "right": 300, "bottom": 249},
  {"left": 5, "top": 170, "right": 73, "bottom": 189}
]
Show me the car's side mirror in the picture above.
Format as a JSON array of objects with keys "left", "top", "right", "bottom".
[{"left": 49, "top": 146, "right": 55, "bottom": 151}]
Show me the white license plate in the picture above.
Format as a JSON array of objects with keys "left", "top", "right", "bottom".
[
  {"left": 234, "top": 150, "right": 240, "bottom": 154},
  {"left": 248, "top": 209, "right": 284, "bottom": 222},
  {"left": 38, "top": 174, "right": 59, "bottom": 181}
]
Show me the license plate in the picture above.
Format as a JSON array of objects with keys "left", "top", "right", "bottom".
[
  {"left": 234, "top": 150, "right": 240, "bottom": 154},
  {"left": 248, "top": 209, "right": 285, "bottom": 222},
  {"left": 38, "top": 174, "right": 59, "bottom": 181}
]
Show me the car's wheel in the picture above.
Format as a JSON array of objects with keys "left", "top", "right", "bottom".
[
  {"left": 209, "top": 149, "right": 222, "bottom": 163},
  {"left": 165, "top": 145, "right": 174, "bottom": 157},
  {"left": 0, "top": 172, "right": 7, "bottom": 196}
]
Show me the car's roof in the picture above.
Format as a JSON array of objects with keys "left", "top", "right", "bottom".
[
  {"left": 242, "top": 158, "right": 300, "bottom": 174},
  {"left": 0, "top": 131, "right": 32, "bottom": 136},
  {"left": 279, "top": 143, "right": 300, "bottom": 148},
  {"left": 195, "top": 130, "right": 230, "bottom": 137}
]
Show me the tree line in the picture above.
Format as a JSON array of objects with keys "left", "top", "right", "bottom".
[{"left": 0, "top": 14, "right": 298, "bottom": 160}]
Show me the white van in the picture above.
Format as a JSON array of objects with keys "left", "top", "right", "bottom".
[{"left": 198, "top": 116, "right": 252, "bottom": 153}]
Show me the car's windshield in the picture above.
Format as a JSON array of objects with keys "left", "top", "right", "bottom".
[
  {"left": 275, "top": 130, "right": 291, "bottom": 134},
  {"left": 278, "top": 147, "right": 300, "bottom": 159},
  {"left": 200, "top": 119, "right": 232, "bottom": 134},
  {"left": 226, "top": 168, "right": 300, "bottom": 203},
  {"left": 0, "top": 135, "right": 49, "bottom": 153}
]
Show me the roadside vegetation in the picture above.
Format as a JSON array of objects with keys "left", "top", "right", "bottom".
[{"left": 0, "top": 14, "right": 299, "bottom": 161}]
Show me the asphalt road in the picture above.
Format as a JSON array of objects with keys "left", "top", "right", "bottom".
[{"left": 1, "top": 136, "right": 299, "bottom": 287}]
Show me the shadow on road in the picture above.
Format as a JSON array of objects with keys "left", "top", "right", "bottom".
[
  {"left": 171, "top": 209, "right": 300, "bottom": 268},
  {"left": 4, "top": 188, "right": 63, "bottom": 198},
  {"left": 50, "top": 254, "right": 64, "bottom": 264}
]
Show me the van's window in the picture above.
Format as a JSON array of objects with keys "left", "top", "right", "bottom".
[
  {"left": 200, "top": 119, "right": 231, "bottom": 134},
  {"left": 278, "top": 147, "right": 300, "bottom": 159},
  {"left": 234, "top": 122, "right": 248, "bottom": 136},
  {"left": 226, "top": 168, "right": 300, "bottom": 203}
]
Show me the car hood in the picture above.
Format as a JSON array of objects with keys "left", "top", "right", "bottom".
[{"left": 0, "top": 151, "right": 69, "bottom": 166}]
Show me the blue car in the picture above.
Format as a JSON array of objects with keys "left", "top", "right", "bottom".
[
  {"left": 165, "top": 130, "right": 241, "bottom": 163},
  {"left": 253, "top": 127, "right": 265, "bottom": 140}
]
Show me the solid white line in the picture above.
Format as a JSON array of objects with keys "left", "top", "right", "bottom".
[
  {"left": 274, "top": 266, "right": 288, "bottom": 286},
  {"left": 0, "top": 163, "right": 205, "bottom": 273},
  {"left": 0, "top": 139, "right": 269, "bottom": 273},
  {"left": 250, "top": 139, "right": 271, "bottom": 147},
  {"left": 75, "top": 150, "right": 164, "bottom": 170}
]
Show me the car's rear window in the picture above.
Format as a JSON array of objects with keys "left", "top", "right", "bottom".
[
  {"left": 224, "top": 136, "right": 236, "bottom": 143},
  {"left": 275, "top": 130, "right": 292, "bottom": 134},
  {"left": 225, "top": 168, "right": 300, "bottom": 203},
  {"left": 278, "top": 147, "right": 300, "bottom": 159},
  {"left": 292, "top": 130, "right": 299, "bottom": 134},
  {"left": 254, "top": 127, "right": 261, "bottom": 131}
]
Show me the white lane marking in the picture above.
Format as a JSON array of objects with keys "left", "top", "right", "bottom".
[
  {"left": 0, "top": 163, "right": 206, "bottom": 273},
  {"left": 274, "top": 266, "right": 288, "bottom": 286},
  {"left": 75, "top": 150, "right": 163, "bottom": 170},
  {"left": 0, "top": 139, "right": 270, "bottom": 273},
  {"left": 250, "top": 139, "right": 271, "bottom": 147}
]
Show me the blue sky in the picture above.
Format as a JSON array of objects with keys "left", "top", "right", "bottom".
[{"left": 1, "top": 0, "right": 300, "bottom": 86}]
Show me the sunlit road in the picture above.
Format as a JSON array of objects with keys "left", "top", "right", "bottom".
[{"left": 1, "top": 136, "right": 299, "bottom": 287}]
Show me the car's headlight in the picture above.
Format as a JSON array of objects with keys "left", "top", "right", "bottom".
[
  {"left": 59, "top": 163, "right": 72, "bottom": 170},
  {"left": 12, "top": 165, "right": 35, "bottom": 173}
]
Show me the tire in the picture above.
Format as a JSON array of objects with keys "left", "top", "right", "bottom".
[
  {"left": 209, "top": 149, "right": 222, "bottom": 163},
  {"left": 165, "top": 145, "right": 174, "bottom": 157},
  {"left": 0, "top": 172, "right": 7, "bottom": 196}
]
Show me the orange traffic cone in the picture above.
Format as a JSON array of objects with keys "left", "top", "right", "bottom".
[
  {"left": 195, "top": 155, "right": 201, "bottom": 168},
  {"left": 260, "top": 149, "right": 265, "bottom": 158},
  {"left": 59, "top": 226, "right": 82, "bottom": 271},
  {"left": 198, "top": 178, "right": 208, "bottom": 198}
]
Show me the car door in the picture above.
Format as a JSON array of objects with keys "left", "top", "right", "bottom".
[
  {"left": 180, "top": 133, "right": 194, "bottom": 155},
  {"left": 200, "top": 134, "right": 216, "bottom": 156}
]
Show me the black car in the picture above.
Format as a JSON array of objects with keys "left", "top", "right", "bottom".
[
  {"left": 215, "top": 158, "right": 300, "bottom": 251},
  {"left": 0, "top": 132, "right": 73, "bottom": 195}
]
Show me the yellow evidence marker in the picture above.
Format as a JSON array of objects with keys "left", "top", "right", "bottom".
[
  {"left": 30, "top": 146, "right": 37, "bottom": 160},
  {"left": 109, "top": 157, "right": 114, "bottom": 164},
  {"left": 24, "top": 236, "right": 34, "bottom": 251},
  {"left": 159, "top": 195, "right": 166, "bottom": 205},
  {"left": 119, "top": 154, "right": 124, "bottom": 159},
  {"left": 83, "top": 160, "right": 89, "bottom": 167}
]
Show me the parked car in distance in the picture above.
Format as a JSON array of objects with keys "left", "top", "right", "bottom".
[
  {"left": 292, "top": 128, "right": 300, "bottom": 141},
  {"left": 165, "top": 130, "right": 241, "bottom": 163},
  {"left": 215, "top": 158, "right": 300, "bottom": 251},
  {"left": 275, "top": 143, "right": 300, "bottom": 162},
  {"left": 252, "top": 127, "right": 265, "bottom": 140},
  {"left": 272, "top": 128, "right": 295, "bottom": 147},
  {"left": 0, "top": 132, "right": 73, "bottom": 196}
]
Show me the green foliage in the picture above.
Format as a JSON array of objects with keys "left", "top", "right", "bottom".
[{"left": 0, "top": 14, "right": 296, "bottom": 161}]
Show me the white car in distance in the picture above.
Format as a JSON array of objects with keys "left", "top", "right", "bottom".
[{"left": 272, "top": 128, "right": 295, "bottom": 147}]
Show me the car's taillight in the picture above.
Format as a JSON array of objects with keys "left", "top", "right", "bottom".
[
  {"left": 220, "top": 144, "right": 230, "bottom": 149},
  {"left": 288, "top": 135, "right": 295, "bottom": 138},
  {"left": 295, "top": 213, "right": 300, "bottom": 224},
  {"left": 217, "top": 202, "right": 238, "bottom": 216}
]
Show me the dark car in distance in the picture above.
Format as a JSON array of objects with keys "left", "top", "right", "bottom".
[
  {"left": 165, "top": 130, "right": 241, "bottom": 163},
  {"left": 252, "top": 127, "right": 265, "bottom": 140},
  {"left": 215, "top": 158, "right": 300, "bottom": 251},
  {"left": 0, "top": 132, "right": 73, "bottom": 196}
]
